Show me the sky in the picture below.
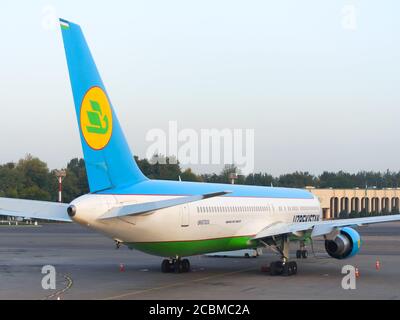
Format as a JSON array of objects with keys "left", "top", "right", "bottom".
[{"left": 0, "top": 0, "right": 399, "bottom": 175}]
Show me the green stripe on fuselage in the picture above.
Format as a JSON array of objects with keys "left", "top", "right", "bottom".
[{"left": 127, "top": 236, "right": 257, "bottom": 257}]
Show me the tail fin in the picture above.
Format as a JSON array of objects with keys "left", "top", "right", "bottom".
[{"left": 59, "top": 19, "right": 147, "bottom": 192}]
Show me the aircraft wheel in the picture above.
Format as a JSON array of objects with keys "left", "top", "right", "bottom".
[
  {"left": 161, "top": 259, "right": 172, "bottom": 273},
  {"left": 282, "top": 262, "right": 297, "bottom": 276},
  {"left": 174, "top": 260, "right": 185, "bottom": 273},
  {"left": 182, "top": 259, "right": 191, "bottom": 273},
  {"left": 269, "top": 261, "right": 284, "bottom": 276}
]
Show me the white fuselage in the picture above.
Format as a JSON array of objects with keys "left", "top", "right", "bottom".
[{"left": 70, "top": 193, "right": 322, "bottom": 245}]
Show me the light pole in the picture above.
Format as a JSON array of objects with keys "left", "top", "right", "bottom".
[{"left": 54, "top": 170, "right": 67, "bottom": 203}]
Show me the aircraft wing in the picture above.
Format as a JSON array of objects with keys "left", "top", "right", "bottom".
[
  {"left": 99, "top": 191, "right": 231, "bottom": 220},
  {"left": 0, "top": 197, "right": 71, "bottom": 222},
  {"left": 253, "top": 214, "right": 400, "bottom": 240}
]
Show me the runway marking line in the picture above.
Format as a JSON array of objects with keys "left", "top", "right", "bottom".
[
  {"left": 42, "top": 274, "right": 73, "bottom": 300},
  {"left": 101, "top": 267, "right": 257, "bottom": 300}
]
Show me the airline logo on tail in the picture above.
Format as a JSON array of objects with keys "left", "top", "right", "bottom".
[{"left": 80, "top": 86, "right": 113, "bottom": 150}]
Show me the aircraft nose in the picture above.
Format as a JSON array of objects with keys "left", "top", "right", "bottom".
[{"left": 67, "top": 205, "right": 77, "bottom": 217}]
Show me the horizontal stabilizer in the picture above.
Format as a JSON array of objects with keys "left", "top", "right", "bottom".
[
  {"left": 0, "top": 197, "right": 71, "bottom": 222},
  {"left": 99, "top": 191, "right": 231, "bottom": 220}
]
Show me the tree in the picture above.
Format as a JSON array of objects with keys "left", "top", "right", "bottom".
[
  {"left": 244, "top": 173, "right": 275, "bottom": 186},
  {"left": 0, "top": 154, "right": 53, "bottom": 201},
  {"left": 180, "top": 168, "right": 202, "bottom": 182},
  {"left": 0, "top": 162, "right": 24, "bottom": 198},
  {"left": 318, "top": 171, "right": 355, "bottom": 189},
  {"left": 220, "top": 164, "right": 239, "bottom": 184},
  {"left": 278, "top": 171, "right": 315, "bottom": 188},
  {"left": 135, "top": 156, "right": 152, "bottom": 177}
]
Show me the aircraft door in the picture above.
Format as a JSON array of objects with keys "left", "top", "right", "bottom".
[{"left": 181, "top": 204, "right": 190, "bottom": 227}]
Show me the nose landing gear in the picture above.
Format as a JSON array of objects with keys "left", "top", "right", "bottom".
[
  {"left": 270, "top": 260, "right": 298, "bottom": 276},
  {"left": 115, "top": 240, "right": 122, "bottom": 249},
  {"left": 161, "top": 258, "right": 191, "bottom": 273}
]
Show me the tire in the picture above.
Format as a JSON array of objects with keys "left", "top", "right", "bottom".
[
  {"left": 161, "top": 260, "right": 171, "bottom": 273},
  {"left": 283, "top": 262, "right": 297, "bottom": 276},
  {"left": 282, "top": 263, "right": 292, "bottom": 276},
  {"left": 182, "top": 259, "right": 191, "bottom": 273},
  {"left": 174, "top": 261, "right": 184, "bottom": 273},
  {"left": 302, "top": 250, "right": 308, "bottom": 259},
  {"left": 244, "top": 253, "right": 250, "bottom": 258},
  {"left": 283, "top": 261, "right": 297, "bottom": 277},
  {"left": 270, "top": 261, "right": 284, "bottom": 276}
]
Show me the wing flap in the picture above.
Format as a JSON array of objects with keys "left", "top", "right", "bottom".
[{"left": 0, "top": 197, "right": 71, "bottom": 222}]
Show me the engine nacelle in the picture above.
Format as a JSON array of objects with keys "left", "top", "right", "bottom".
[{"left": 325, "top": 227, "right": 361, "bottom": 259}]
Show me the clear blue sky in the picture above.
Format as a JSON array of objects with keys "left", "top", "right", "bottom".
[{"left": 0, "top": 0, "right": 399, "bottom": 175}]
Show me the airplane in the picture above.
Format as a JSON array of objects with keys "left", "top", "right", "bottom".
[{"left": 1, "top": 18, "right": 400, "bottom": 276}]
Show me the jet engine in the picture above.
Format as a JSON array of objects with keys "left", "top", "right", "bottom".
[{"left": 325, "top": 227, "right": 361, "bottom": 259}]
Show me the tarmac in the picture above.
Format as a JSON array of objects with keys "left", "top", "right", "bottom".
[{"left": 0, "top": 221, "right": 399, "bottom": 300}]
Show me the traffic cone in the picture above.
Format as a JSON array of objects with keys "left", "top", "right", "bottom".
[
  {"left": 120, "top": 263, "right": 125, "bottom": 272},
  {"left": 376, "top": 260, "right": 381, "bottom": 271},
  {"left": 355, "top": 267, "right": 360, "bottom": 278}
]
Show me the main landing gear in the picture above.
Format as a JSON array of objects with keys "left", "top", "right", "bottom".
[
  {"left": 263, "top": 235, "right": 298, "bottom": 276},
  {"left": 296, "top": 240, "right": 308, "bottom": 259},
  {"left": 161, "top": 258, "right": 191, "bottom": 273}
]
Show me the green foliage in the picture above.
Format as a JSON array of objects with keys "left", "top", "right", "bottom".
[
  {"left": 0, "top": 162, "right": 24, "bottom": 198},
  {"left": 180, "top": 168, "right": 202, "bottom": 182},
  {"left": 0, "top": 155, "right": 88, "bottom": 203},
  {"left": 0, "top": 155, "right": 51, "bottom": 200},
  {"left": 19, "top": 185, "right": 51, "bottom": 201},
  {"left": 349, "top": 211, "right": 360, "bottom": 219},
  {"left": 220, "top": 164, "right": 240, "bottom": 184},
  {"left": 244, "top": 173, "right": 275, "bottom": 186},
  {"left": 137, "top": 155, "right": 182, "bottom": 181},
  {"left": 59, "top": 158, "right": 89, "bottom": 203},
  {"left": 318, "top": 171, "right": 356, "bottom": 189},
  {"left": 278, "top": 171, "right": 315, "bottom": 188}
]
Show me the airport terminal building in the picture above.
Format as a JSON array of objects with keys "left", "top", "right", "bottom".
[{"left": 308, "top": 187, "right": 400, "bottom": 219}]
